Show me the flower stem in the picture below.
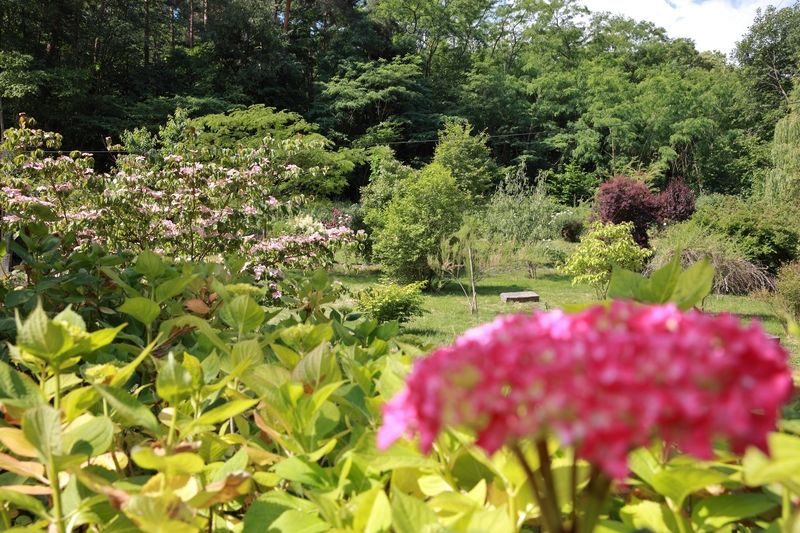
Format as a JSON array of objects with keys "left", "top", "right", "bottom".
[
  {"left": 47, "top": 459, "right": 66, "bottom": 533},
  {"left": 576, "top": 467, "right": 611, "bottom": 533},
  {"left": 511, "top": 442, "right": 562, "bottom": 533}
]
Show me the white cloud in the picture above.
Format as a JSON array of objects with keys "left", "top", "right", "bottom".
[{"left": 578, "top": 0, "right": 777, "bottom": 54}]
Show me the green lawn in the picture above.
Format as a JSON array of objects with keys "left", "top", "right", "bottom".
[{"left": 335, "top": 267, "right": 800, "bottom": 364}]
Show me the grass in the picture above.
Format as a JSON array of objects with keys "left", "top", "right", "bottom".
[{"left": 335, "top": 267, "right": 800, "bottom": 364}]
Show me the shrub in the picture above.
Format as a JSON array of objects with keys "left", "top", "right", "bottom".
[
  {"left": 547, "top": 161, "right": 600, "bottom": 205},
  {"left": 562, "top": 221, "right": 651, "bottom": 297},
  {"left": 553, "top": 205, "right": 589, "bottom": 242},
  {"left": 657, "top": 177, "right": 695, "bottom": 223},
  {"left": 595, "top": 175, "right": 659, "bottom": 246},
  {"left": 482, "top": 170, "right": 561, "bottom": 244},
  {"left": 371, "top": 163, "right": 467, "bottom": 282},
  {"left": 777, "top": 261, "right": 800, "bottom": 319},
  {"left": 357, "top": 280, "right": 427, "bottom": 323},
  {"left": 648, "top": 221, "right": 774, "bottom": 295},
  {"left": 433, "top": 119, "right": 499, "bottom": 200},
  {"left": 694, "top": 195, "right": 799, "bottom": 273}
]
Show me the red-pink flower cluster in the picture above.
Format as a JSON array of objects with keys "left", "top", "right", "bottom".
[{"left": 378, "top": 301, "right": 792, "bottom": 478}]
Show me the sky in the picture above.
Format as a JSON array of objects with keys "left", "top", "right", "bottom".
[{"left": 578, "top": 0, "right": 780, "bottom": 54}]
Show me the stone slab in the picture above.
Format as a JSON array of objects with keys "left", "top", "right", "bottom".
[{"left": 500, "top": 291, "right": 540, "bottom": 303}]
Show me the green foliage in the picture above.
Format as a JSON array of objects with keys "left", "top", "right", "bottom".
[
  {"left": 648, "top": 220, "right": 775, "bottom": 295},
  {"left": 777, "top": 261, "right": 800, "bottom": 320},
  {"left": 764, "top": 89, "right": 800, "bottom": 202},
  {"left": 356, "top": 281, "right": 427, "bottom": 323},
  {"left": 608, "top": 255, "right": 714, "bottom": 310},
  {"left": 481, "top": 170, "right": 562, "bottom": 244},
  {"left": 433, "top": 119, "right": 499, "bottom": 200},
  {"left": 694, "top": 195, "right": 799, "bottom": 273},
  {"left": 371, "top": 163, "right": 467, "bottom": 282},
  {"left": 562, "top": 221, "right": 652, "bottom": 297}
]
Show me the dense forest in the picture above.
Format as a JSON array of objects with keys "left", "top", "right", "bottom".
[{"left": 2, "top": 0, "right": 799, "bottom": 199}]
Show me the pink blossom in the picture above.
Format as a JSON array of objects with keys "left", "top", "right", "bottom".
[{"left": 377, "top": 302, "right": 792, "bottom": 479}]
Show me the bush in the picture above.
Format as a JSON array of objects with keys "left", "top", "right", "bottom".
[
  {"left": 777, "top": 261, "right": 800, "bottom": 319},
  {"left": 648, "top": 221, "right": 774, "bottom": 295},
  {"left": 482, "top": 170, "right": 561, "bottom": 243},
  {"left": 562, "top": 221, "right": 652, "bottom": 297},
  {"left": 553, "top": 205, "right": 589, "bottom": 242},
  {"left": 357, "top": 280, "right": 427, "bottom": 323},
  {"left": 657, "top": 177, "right": 695, "bottom": 223},
  {"left": 371, "top": 163, "right": 467, "bottom": 282},
  {"left": 433, "top": 119, "right": 499, "bottom": 200},
  {"left": 694, "top": 195, "right": 799, "bottom": 273},
  {"left": 595, "top": 175, "right": 659, "bottom": 246}
]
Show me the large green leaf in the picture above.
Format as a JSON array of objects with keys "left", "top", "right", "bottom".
[
  {"left": 672, "top": 258, "right": 714, "bottom": 310},
  {"left": 185, "top": 399, "right": 258, "bottom": 432},
  {"left": 272, "top": 456, "right": 333, "bottom": 489},
  {"left": 118, "top": 297, "right": 160, "bottom": 326},
  {"left": 156, "top": 353, "right": 193, "bottom": 404},
  {"left": 391, "top": 488, "right": 439, "bottom": 533},
  {"left": 15, "top": 302, "right": 69, "bottom": 361},
  {"left": 0, "top": 360, "right": 44, "bottom": 409},
  {"left": 22, "top": 404, "right": 62, "bottom": 461},
  {"left": 154, "top": 275, "right": 195, "bottom": 303},
  {"left": 651, "top": 467, "right": 729, "bottom": 506},
  {"left": 691, "top": 493, "right": 778, "bottom": 530},
  {"left": 131, "top": 446, "right": 205, "bottom": 475},
  {"left": 221, "top": 294, "right": 265, "bottom": 333},
  {"left": 0, "top": 489, "right": 48, "bottom": 517},
  {"left": 133, "top": 250, "right": 166, "bottom": 279},
  {"left": 94, "top": 384, "right": 161, "bottom": 434},
  {"left": 351, "top": 488, "right": 392, "bottom": 533},
  {"left": 62, "top": 414, "right": 113, "bottom": 457}
]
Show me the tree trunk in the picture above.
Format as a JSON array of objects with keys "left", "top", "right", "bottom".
[
  {"left": 0, "top": 96, "right": 4, "bottom": 143},
  {"left": 144, "top": 0, "right": 150, "bottom": 66},
  {"left": 283, "top": 0, "right": 291, "bottom": 32},
  {"left": 203, "top": 0, "right": 208, "bottom": 27},
  {"left": 188, "top": 0, "right": 194, "bottom": 47},
  {"left": 170, "top": 0, "right": 176, "bottom": 52},
  {"left": 467, "top": 244, "right": 478, "bottom": 314}
]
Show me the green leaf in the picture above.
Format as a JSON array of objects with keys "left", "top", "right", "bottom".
[
  {"left": 110, "top": 338, "right": 159, "bottom": 387},
  {"left": 118, "top": 297, "right": 160, "bottom": 326},
  {"left": 133, "top": 250, "right": 166, "bottom": 279},
  {"left": 691, "top": 493, "right": 778, "bottom": 530},
  {"left": 22, "top": 404, "right": 62, "bottom": 461},
  {"left": 212, "top": 448, "right": 249, "bottom": 483},
  {"left": 607, "top": 268, "right": 645, "bottom": 300},
  {"left": 99, "top": 266, "right": 141, "bottom": 298},
  {"left": 291, "top": 343, "right": 339, "bottom": 387},
  {"left": 131, "top": 446, "right": 205, "bottom": 475},
  {"left": 94, "top": 384, "right": 161, "bottom": 434},
  {"left": 391, "top": 488, "right": 439, "bottom": 533},
  {"left": 273, "top": 456, "right": 332, "bottom": 489},
  {"left": 15, "top": 302, "right": 69, "bottom": 361},
  {"left": 156, "top": 353, "right": 193, "bottom": 404},
  {"left": 53, "top": 306, "right": 86, "bottom": 332},
  {"left": 651, "top": 467, "right": 729, "bottom": 506},
  {"left": 159, "top": 314, "right": 229, "bottom": 355},
  {"left": 620, "top": 500, "right": 679, "bottom": 532},
  {"left": 672, "top": 258, "right": 714, "bottom": 310},
  {"left": 154, "top": 275, "right": 194, "bottom": 303},
  {"left": 352, "top": 488, "right": 392, "bottom": 533},
  {"left": 84, "top": 324, "right": 125, "bottom": 352},
  {"left": 221, "top": 294, "right": 265, "bottom": 333},
  {"left": 186, "top": 399, "right": 258, "bottom": 432},
  {"left": 0, "top": 360, "right": 44, "bottom": 409},
  {"left": 628, "top": 447, "right": 662, "bottom": 486},
  {"left": 62, "top": 414, "right": 113, "bottom": 457},
  {"left": 0, "top": 489, "right": 48, "bottom": 517},
  {"left": 268, "top": 510, "right": 329, "bottom": 533}
]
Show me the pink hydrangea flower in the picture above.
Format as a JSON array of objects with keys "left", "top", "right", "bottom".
[{"left": 377, "top": 301, "right": 792, "bottom": 479}]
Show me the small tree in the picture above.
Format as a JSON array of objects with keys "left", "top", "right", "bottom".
[
  {"left": 0, "top": 52, "right": 41, "bottom": 142},
  {"left": 372, "top": 163, "right": 467, "bottom": 282},
  {"left": 562, "top": 221, "right": 652, "bottom": 298},
  {"left": 595, "top": 175, "right": 659, "bottom": 246},
  {"left": 657, "top": 177, "right": 695, "bottom": 223},
  {"left": 433, "top": 119, "right": 499, "bottom": 201},
  {"left": 428, "top": 219, "right": 487, "bottom": 314}
]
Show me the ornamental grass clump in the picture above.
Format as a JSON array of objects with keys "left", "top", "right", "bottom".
[{"left": 378, "top": 301, "right": 791, "bottom": 532}]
